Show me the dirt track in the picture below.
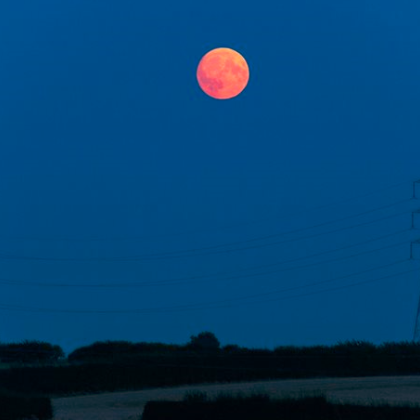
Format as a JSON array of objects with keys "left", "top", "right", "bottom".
[{"left": 52, "top": 375, "right": 420, "bottom": 420}]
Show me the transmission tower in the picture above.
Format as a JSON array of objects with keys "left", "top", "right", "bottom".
[
  {"left": 411, "top": 180, "right": 420, "bottom": 340},
  {"left": 413, "top": 179, "right": 420, "bottom": 199},
  {"left": 414, "top": 298, "right": 420, "bottom": 341},
  {"left": 411, "top": 236, "right": 420, "bottom": 341}
]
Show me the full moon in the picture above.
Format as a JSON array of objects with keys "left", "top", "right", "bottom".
[{"left": 196, "top": 48, "right": 249, "bottom": 100}]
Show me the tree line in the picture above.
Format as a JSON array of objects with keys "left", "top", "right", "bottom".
[{"left": 2, "top": 332, "right": 420, "bottom": 365}]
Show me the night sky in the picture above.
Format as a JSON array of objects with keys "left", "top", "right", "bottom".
[{"left": 1, "top": 0, "right": 420, "bottom": 353}]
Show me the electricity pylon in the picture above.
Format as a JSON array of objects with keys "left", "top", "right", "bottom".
[
  {"left": 411, "top": 237, "right": 420, "bottom": 341},
  {"left": 413, "top": 179, "right": 420, "bottom": 199},
  {"left": 411, "top": 186, "right": 420, "bottom": 340},
  {"left": 414, "top": 301, "right": 420, "bottom": 341}
]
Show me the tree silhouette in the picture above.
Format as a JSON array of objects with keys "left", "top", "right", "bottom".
[{"left": 188, "top": 332, "right": 220, "bottom": 351}]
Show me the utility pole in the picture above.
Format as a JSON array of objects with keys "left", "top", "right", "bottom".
[
  {"left": 412, "top": 239, "right": 420, "bottom": 341},
  {"left": 414, "top": 300, "right": 420, "bottom": 341},
  {"left": 413, "top": 180, "right": 420, "bottom": 200},
  {"left": 410, "top": 210, "right": 419, "bottom": 260},
  {"left": 412, "top": 209, "right": 420, "bottom": 230}
]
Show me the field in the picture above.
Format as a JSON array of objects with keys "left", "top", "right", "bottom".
[{"left": 52, "top": 375, "right": 420, "bottom": 420}]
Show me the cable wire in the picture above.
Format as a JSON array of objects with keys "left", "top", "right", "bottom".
[
  {"left": 0, "top": 259, "right": 415, "bottom": 314},
  {"left": 0, "top": 236, "right": 409, "bottom": 288},
  {"left": 0, "top": 207, "right": 412, "bottom": 262},
  {"left": 1, "top": 179, "right": 411, "bottom": 243}
]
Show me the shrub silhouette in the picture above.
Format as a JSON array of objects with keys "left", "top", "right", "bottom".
[
  {"left": 0, "top": 340, "right": 64, "bottom": 364},
  {"left": 222, "top": 344, "right": 242, "bottom": 353},
  {"left": 142, "top": 393, "right": 420, "bottom": 420},
  {"left": 68, "top": 340, "right": 185, "bottom": 363},
  {"left": 0, "top": 391, "right": 53, "bottom": 420},
  {"left": 3, "top": 340, "right": 420, "bottom": 396},
  {"left": 68, "top": 340, "right": 136, "bottom": 363},
  {"left": 333, "top": 340, "right": 376, "bottom": 355}
]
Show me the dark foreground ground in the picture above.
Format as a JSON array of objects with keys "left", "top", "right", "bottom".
[{"left": 53, "top": 375, "right": 420, "bottom": 420}]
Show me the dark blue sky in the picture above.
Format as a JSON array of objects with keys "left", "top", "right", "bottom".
[{"left": 1, "top": 0, "right": 420, "bottom": 353}]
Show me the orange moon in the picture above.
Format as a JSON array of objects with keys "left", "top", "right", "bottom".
[{"left": 196, "top": 48, "right": 249, "bottom": 100}]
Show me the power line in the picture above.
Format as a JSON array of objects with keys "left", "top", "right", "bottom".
[
  {"left": 125, "top": 208, "right": 412, "bottom": 260},
  {"left": 0, "top": 235, "right": 409, "bottom": 288},
  {"left": 202, "top": 267, "right": 419, "bottom": 312},
  {"left": 0, "top": 259, "right": 414, "bottom": 314},
  {"left": 1, "top": 179, "right": 411, "bottom": 243},
  {"left": 0, "top": 206, "right": 412, "bottom": 262},
  {"left": 133, "top": 199, "right": 411, "bottom": 259},
  {"left": 189, "top": 259, "right": 411, "bottom": 306}
]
